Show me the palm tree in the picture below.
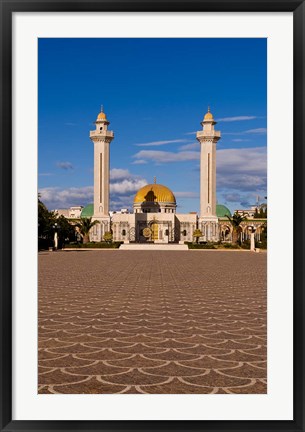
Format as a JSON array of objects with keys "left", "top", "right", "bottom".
[
  {"left": 193, "top": 228, "right": 202, "bottom": 244},
  {"left": 225, "top": 212, "right": 248, "bottom": 245},
  {"left": 75, "top": 217, "right": 99, "bottom": 244}
]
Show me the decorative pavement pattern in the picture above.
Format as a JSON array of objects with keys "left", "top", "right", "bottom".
[{"left": 38, "top": 250, "right": 267, "bottom": 394}]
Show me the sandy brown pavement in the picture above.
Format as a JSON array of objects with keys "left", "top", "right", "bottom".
[{"left": 38, "top": 250, "right": 267, "bottom": 394}]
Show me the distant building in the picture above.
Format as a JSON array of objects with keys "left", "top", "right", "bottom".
[
  {"left": 55, "top": 206, "right": 83, "bottom": 219},
  {"left": 235, "top": 207, "right": 258, "bottom": 219}
]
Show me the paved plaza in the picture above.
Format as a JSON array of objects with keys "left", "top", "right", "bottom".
[{"left": 38, "top": 250, "right": 267, "bottom": 394}]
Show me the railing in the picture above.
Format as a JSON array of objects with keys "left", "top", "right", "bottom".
[
  {"left": 196, "top": 130, "right": 221, "bottom": 138},
  {"left": 90, "top": 130, "right": 114, "bottom": 138}
]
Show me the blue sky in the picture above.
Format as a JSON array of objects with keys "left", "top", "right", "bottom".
[{"left": 38, "top": 38, "right": 267, "bottom": 212}]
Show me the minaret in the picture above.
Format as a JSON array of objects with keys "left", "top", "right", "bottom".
[
  {"left": 90, "top": 107, "right": 114, "bottom": 218},
  {"left": 196, "top": 107, "right": 221, "bottom": 218}
]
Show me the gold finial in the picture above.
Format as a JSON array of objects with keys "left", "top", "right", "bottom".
[
  {"left": 153, "top": 176, "right": 156, "bottom": 184},
  {"left": 204, "top": 106, "right": 214, "bottom": 121},
  {"left": 97, "top": 105, "right": 106, "bottom": 120}
]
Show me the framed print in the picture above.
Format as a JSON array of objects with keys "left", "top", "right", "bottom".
[{"left": 0, "top": 1, "right": 304, "bottom": 431}]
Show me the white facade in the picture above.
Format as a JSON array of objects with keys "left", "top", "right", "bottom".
[{"left": 111, "top": 211, "right": 198, "bottom": 244}]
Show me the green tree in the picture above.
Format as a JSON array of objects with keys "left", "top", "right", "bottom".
[
  {"left": 38, "top": 195, "right": 57, "bottom": 246},
  {"left": 76, "top": 217, "right": 99, "bottom": 244},
  {"left": 193, "top": 229, "right": 202, "bottom": 244},
  {"left": 226, "top": 212, "right": 248, "bottom": 245},
  {"left": 56, "top": 215, "right": 76, "bottom": 245},
  {"left": 254, "top": 204, "right": 267, "bottom": 219},
  {"left": 259, "top": 222, "right": 267, "bottom": 248},
  {"left": 103, "top": 231, "right": 113, "bottom": 243},
  {"left": 260, "top": 204, "right": 267, "bottom": 218},
  {"left": 38, "top": 196, "right": 76, "bottom": 249}
]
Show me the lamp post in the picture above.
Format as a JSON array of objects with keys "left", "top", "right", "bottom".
[
  {"left": 108, "top": 211, "right": 113, "bottom": 240},
  {"left": 248, "top": 224, "right": 256, "bottom": 252},
  {"left": 52, "top": 223, "right": 58, "bottom": 250}
]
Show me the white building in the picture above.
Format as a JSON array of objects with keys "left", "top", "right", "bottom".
[
  {"left": 55, "top": 206, "right": 83, "bottom": 219},
  {"left": 85, "top": 107, "right": 233, "bottom": 244},
  {"left": 66, "top": 107, "right": 266, "bottom": 244}
]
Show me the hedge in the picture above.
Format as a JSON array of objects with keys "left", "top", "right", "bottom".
[{"left": 65, "top": 242, "right": 123, "bottom": 249}]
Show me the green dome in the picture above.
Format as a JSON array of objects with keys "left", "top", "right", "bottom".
[
  {"left": 216, "top": 204, "right": 231, "bottom": 218},
  {"left": 81, "top": 204, "right": 94, "bottom": 218}
]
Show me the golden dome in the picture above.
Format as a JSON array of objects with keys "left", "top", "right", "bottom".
[
  {"left": 204, "top": 106, "right": 214, "bottom": 121},
  {"left": 97, "top": 111, "right": 106, "bottom": 120},
  {"left": 134, "top": 184, "right": 176, "bottom": 204}
]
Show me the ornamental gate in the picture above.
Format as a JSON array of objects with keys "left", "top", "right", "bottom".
[{"left": 128, "top": 227, "right": 136, "bottom": 242}]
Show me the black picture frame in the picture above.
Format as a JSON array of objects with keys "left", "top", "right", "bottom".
[{"left": 0, "top": 1, "right": 304, "bottom": 431}]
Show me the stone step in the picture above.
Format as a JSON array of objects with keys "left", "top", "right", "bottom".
[{"left": 119, "top": 243, "right": 188, "bottom": 251}]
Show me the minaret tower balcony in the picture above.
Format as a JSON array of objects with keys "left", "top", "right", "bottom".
[
  {"left": 90, "top": 129, "right": 114, "bottom": 139},
  {"left": 196, "top": 130, "right": 221, "bottom": 139}
]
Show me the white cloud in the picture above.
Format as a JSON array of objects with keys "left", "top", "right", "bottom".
[
  {"left": 218, "top": 116, "right": 257, "bottom": 122},
  {"left": 131, "top": 159, "right": 147, "bottom": 165},
  {"left": 220, "top": 192, "right": 263, "bottom": 210},
  {"left": 110, "top": 168, "right": 132, "bottom": 180},
  {"left": 223, "top": 193, "right": 243, "bottom": 202},
  {"left": 110, "top": 168, "right": 148, "bottom": 195},
  {"left": 217, "top": 147, "right": 267, "bottom": 192},
  {"left": 110, "top": 195, "right": 135, "bottom": 211},
  {"left": 245, "top": 128, "right": 267, "bottom": 134},
  {"left": 132, "top": 147, "right": 266, "bottom": 193},
  {"left": 134, "top": 139, "right": 187, "bottom": 147},
  {"left": 219, "top": 174, "right": 266, "bottom": 189},
  {"left": 231, "top": 139, "right": 250, "bottom": 142},
  {"left": 133, "top": 150, "right": 200, "bottom": 164},
  {"left": 39, "top": 186, "right": 93, "bottom": 209},
  {"left": 223, "top": 128, "right": 267, "bottom": 136},
  {"left": 40, "top": 147, "right": 266, "bottom": 211},
  {"left": 110, "top": 178, "right": 147, "bottom": 195},
  {"left": 179, "top": 142, "right": 199, "bottom": 151},
  {"left": 56, "top": 161, "right": 74, "bottom": 170},
  {"left": 185, "top": 132, "right": 197, "bottom": 136},
  {"left": 217, "top": 147, "right": 266, "bottom": 174},
  {"left": 174, "top": 191, "right": 199, "bottom": 199},
  {"left": 39, "top": 168, "right": 148, "bottom": 209}
]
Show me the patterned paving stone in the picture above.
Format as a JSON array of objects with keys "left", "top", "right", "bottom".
[{"left": 38, "top": 250, "right": 267, "bottom": 394}]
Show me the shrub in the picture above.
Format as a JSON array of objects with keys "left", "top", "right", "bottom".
[
  {"left": 240, "top": 240, "right": 250, "bottom": 250},
  {"left": 103, "top": 231, "right": 113, "bottom": 243},
  {"left": 222, "top": 243, "right": 240, "bottom": 249},
  {"left": 187, "top": 242, "right": 216, "bottom": 249},
  {"left": 256, "top": 240, "right": 267, "bottom": 249},
  {"left": 65, "top": 242, "right": 122, "bottom": 249},
  {"left": 192, "top": 229, "right": 203, "bottom": 243},
  {"left": 38, "top": 237, "right": 50, "bottom": 251}
]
